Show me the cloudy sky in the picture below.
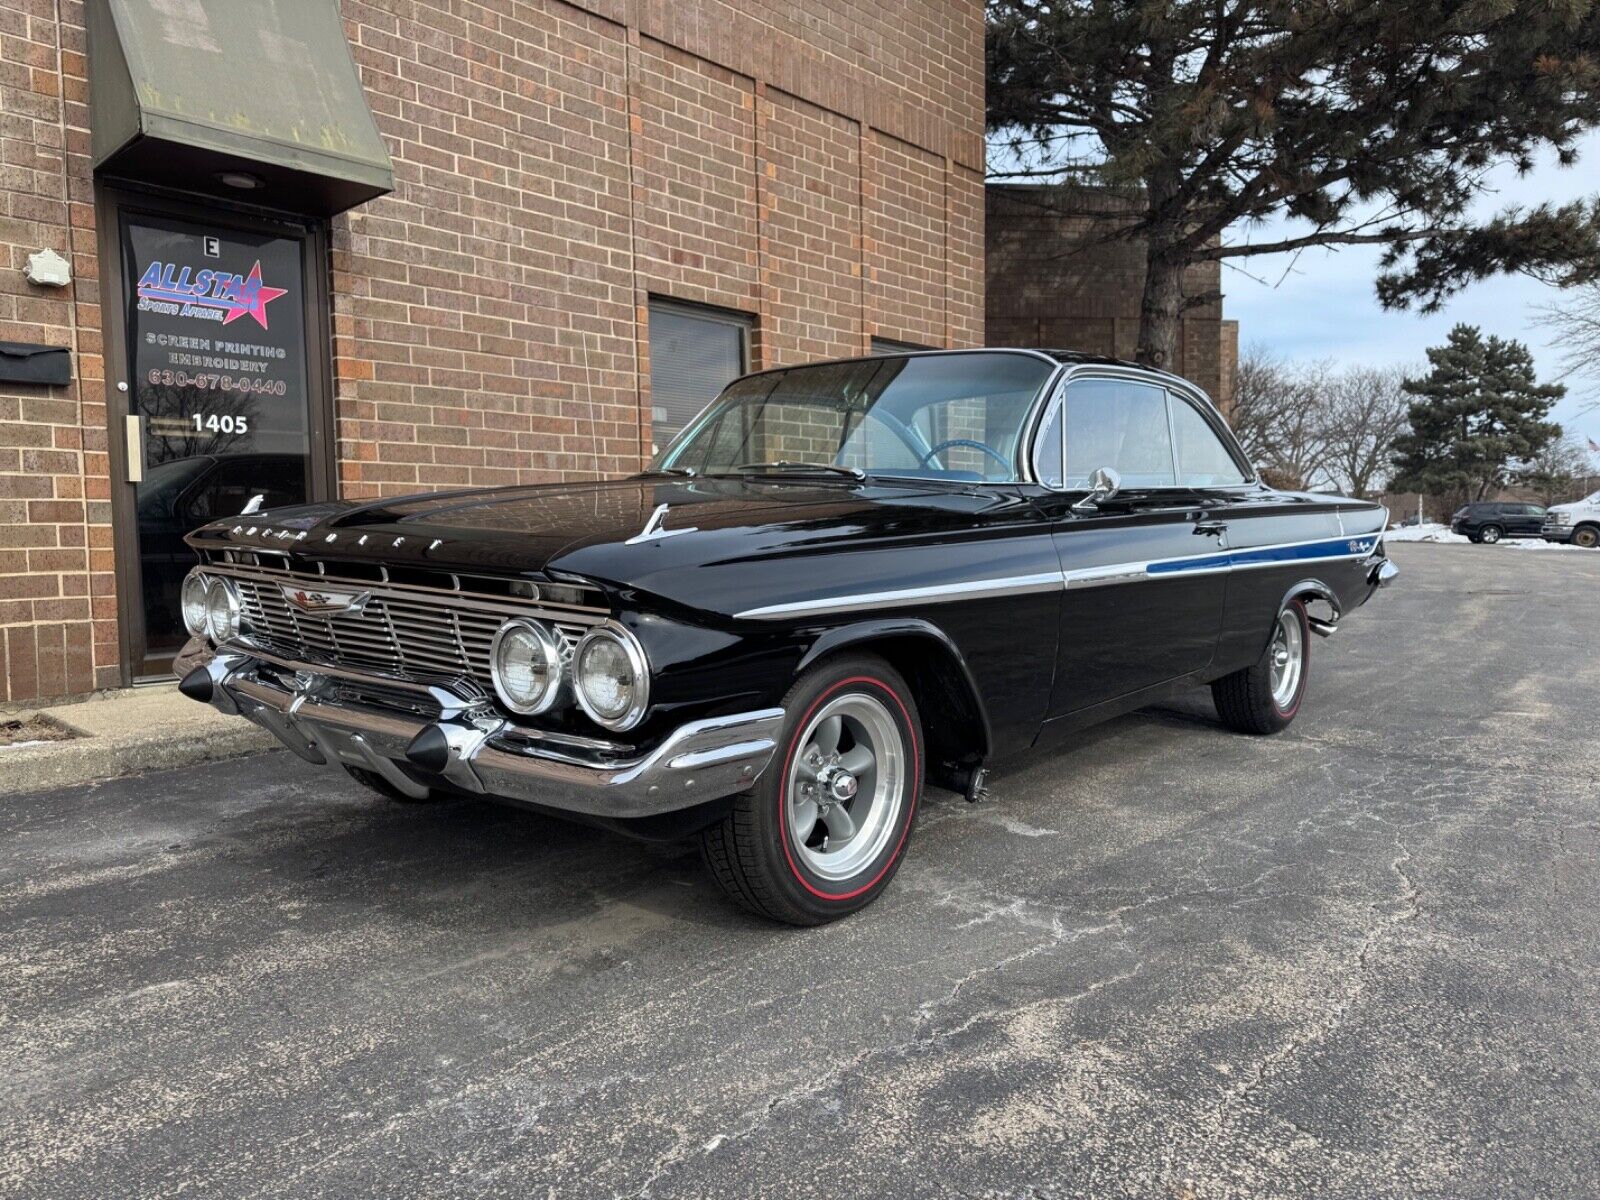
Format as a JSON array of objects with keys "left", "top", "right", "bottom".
[{"left": 1222, "top": 132, "right": 1600, "bottom": 449}]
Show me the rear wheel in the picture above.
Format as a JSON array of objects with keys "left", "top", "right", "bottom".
[
  {"left": 700, "top": 654, "right": 922, "bottom": 925},
  {"left": 1573, "top": 525, "right": 1600, "bottom": 549},
  {"left": 1211, "top": 600, "right": 1310, "bottom": 735},
  {"left": 1479, "top": 524, "right": 1503, "bottom": 544}
]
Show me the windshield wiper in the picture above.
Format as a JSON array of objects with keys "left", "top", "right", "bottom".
[
  {"left": 730, "top": 460, "right": 866, "bottom": 480},
  {"left": 651, "top": 466, "right": 697, "bottom": 477}
]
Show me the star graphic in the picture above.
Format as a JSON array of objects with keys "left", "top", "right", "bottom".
[{"left": 220, "top": 260, "right": 288, "bottom": 330}]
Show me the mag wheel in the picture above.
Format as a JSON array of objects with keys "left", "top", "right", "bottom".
[
  {"left": 1211, "top": 600, "right": 1311, "bottom": 735},
  {"left": 700, "top": 654, "right": 921, "bottom": 925},
  {"left": 1479, "top": 524, "right": 1503, "bottom": 544}
]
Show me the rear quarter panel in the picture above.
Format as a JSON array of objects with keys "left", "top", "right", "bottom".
[{"left": 1211, "top": 493, "right": 1387, "bottom": 673}]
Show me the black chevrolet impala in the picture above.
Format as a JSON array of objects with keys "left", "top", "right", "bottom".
[{"left": 175, "top": 350, "right": 1396, "bottom": 924}]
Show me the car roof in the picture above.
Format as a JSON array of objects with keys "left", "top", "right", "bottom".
[{"left": 736, "top": 347, "right": 1196, "bottom": 392}]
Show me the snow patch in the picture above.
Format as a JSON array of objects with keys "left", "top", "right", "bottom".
[
  {"left": 1384, "top": 523, "right": 1470, "bottom": 544},
  {"left": 1383, "top": 523, "right": 1589, "bottom": 551}
]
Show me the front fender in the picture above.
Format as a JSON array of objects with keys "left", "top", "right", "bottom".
[{"left": 795, "top": 617, "right": 993, "bottom": 760}]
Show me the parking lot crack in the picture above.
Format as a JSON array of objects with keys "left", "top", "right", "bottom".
[
  {"left": 1231, "top": 835, "right": 1422, "bottom": 1116},
  {"left": 621, "top": 918, "right": 1146, "bottom": 1198}
]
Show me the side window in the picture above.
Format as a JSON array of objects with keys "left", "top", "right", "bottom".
[
  {"left": 1063, "top": 379, "right": 1175, "bottom": 488},
  {"left": 1168, "top": 395, "right": 1248, "bottom": 487}
]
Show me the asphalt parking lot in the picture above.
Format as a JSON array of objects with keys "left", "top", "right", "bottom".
[{"left": 3, "top": 542, "right": 1597, "bottom": 1199}]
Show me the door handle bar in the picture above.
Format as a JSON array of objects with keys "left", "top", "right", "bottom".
[{"left": 125, "top": 413, "right": 143, "bottom": 483}]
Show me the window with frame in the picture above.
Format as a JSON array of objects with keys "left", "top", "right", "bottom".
[
  {"left": 1042, "top": 377, "right": 1248, "bottom": 490},
  {"left": 648, "top": 301, "right": 751, "bottom": 455}
]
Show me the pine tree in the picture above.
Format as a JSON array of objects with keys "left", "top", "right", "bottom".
[
  {"left": 1389, "top": 325, "right": 1562, "bottom": 507},
  {"left": 987, "top": 2, "right": 1600, "bottom": 371}
]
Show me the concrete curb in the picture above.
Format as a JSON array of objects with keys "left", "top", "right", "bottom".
[{"left": 1, "top": 685, "right": 274, "bottom": 797}]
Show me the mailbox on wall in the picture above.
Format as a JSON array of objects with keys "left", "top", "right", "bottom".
[{"left": 0, "top": 343, "right": 70, "bottom": 387}]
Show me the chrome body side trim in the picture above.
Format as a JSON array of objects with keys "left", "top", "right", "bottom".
[
  {"left": 736, "top": 535, "right": 1382, "bottom": 619},
  {"left": 735, "top": 572, "right": 1063, "bottom": 620},
  {"left": 174, "top": 639, "right": 781, "bottom": 820}
]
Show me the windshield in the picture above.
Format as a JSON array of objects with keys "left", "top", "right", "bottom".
[{"left": 654, "top": 352, "right": 1055, "bottom": 482}]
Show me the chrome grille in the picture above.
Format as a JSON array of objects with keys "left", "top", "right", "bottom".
[{"left": 216, "top": 567, "right": 601, "bottom": 691}]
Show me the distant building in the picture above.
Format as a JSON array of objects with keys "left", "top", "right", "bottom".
[{"left": 986, "top": 185, "right": 1238, "bottom": 413}]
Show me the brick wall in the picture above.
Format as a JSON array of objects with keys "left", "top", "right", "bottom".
[
  {"left": 0, "top": 0, "right": 107, "bottom": 702},
  {"left": 0, "top": 0, "right": 982, "bottom": 705},
  {"left": 330, "top": 0, "right": 984, "bottom": 502},
  {"left": 986, "top": 184, "right": 1236, "bottom": 408}
]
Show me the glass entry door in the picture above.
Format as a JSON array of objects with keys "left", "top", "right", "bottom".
[{"left": 114, "top": 205, "right": 323, "bottom": 679}]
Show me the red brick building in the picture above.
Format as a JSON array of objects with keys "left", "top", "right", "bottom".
[
  {"left": 986, "top": 184, "right": 1238, "bottom": 413},
  {"left": 0, "top": 0, "right": 984, "bottom": 705}
]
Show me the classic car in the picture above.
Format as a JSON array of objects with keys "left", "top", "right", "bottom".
[{"left": 174, "top": 349, "right": 1397, "bottom": 925}]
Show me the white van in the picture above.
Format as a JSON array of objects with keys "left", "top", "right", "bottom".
[{"left": 1543, "top": 490, "right": 1600, "bottom": 548}]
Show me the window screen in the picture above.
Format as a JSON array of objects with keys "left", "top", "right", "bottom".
[{"left": 649, "top": 302, "right": 749, "bottom": 454}]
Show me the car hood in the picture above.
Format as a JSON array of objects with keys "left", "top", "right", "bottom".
[{"left": 187, "top": 476, "right": 1040, "bottom": 611}]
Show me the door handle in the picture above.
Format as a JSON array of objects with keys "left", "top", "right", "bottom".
[
  {"left": 124, "top": 414, "right": 143, "bottom": 483},
  {"left": 1193, "top": 519, "right": 1227, "bottom": 537}
]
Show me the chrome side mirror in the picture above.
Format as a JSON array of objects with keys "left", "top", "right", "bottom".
[{"left": 1072, "top": 466, "right": 1121, "bottom": 512}]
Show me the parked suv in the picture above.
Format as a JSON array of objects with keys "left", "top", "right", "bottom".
[
  {"left": 1450, "top": 501, "right": 1548, "bottom": 543},
  {"left": 1542, "top": 490, "right": 1600, "bottom": 548}
]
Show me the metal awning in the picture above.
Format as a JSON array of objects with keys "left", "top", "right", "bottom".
[{"left": 87, "top": 0, "right": 394, "bottom": 217}]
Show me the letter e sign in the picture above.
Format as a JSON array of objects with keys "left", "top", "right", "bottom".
[{"left": 203, "top": 236, "right": 221, "bottom": 258}]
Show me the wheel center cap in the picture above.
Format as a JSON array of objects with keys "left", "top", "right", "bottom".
[
  {"left": 1274, "top": 648, "right": 1290, "bottom": 667},
  {"left": 824, "top": 768, "right": 858, "bottom": 803}
]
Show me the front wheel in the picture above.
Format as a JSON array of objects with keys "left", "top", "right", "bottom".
[
  {"left": 700, "top": 654, "right": 922, "bottom": 925},
  {"left": 1211, "top": 600, "right": 1310, "bottom": 735},
  {"left": 1573, "top": 525, "right": 1600, "bottom": 549}
]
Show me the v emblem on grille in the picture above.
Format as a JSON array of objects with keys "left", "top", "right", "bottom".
[{"left": 281, "top": 584, "right": 371, "bottom": 616}]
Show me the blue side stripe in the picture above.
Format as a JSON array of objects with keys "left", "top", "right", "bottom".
[
  {"left": 1146, "top": 550, "right": 1231, "bottom": 575},
  {"left": 1146, "top": 535, "right": 1378, "bottom": 576}
]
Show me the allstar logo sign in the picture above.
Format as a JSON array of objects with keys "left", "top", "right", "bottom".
[{"left": 135, "top": 258, "right": 289, "bottom": 330}]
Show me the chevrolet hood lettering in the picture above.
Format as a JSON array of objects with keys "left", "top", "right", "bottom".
[{"left": 281, "top": 585, "right": 371, "bottom": 616}]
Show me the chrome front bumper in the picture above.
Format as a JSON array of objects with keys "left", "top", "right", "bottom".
[{"left": 174, "top": 638, "right": 783, "bottom": 820}]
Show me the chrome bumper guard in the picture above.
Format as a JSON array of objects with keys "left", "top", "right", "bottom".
[
  {"left": 1369, "top": 558, "right": 1399, "bottom": 588},
  {"left": 174, "top": 638, "right": 783, "bottom": 819}
]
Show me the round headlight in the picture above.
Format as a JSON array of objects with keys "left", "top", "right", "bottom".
[
  {"left": 574, "top": 627, "right": 649, "bottom": 731},
  {"left": 204, "top": 578, "right": 241, "bottom": 644},
  {"left": 180, "top": 570, "right": 210, "bottom": 636},
  {"left": 490, "top": 618, "right": 564, "bottom": 715}
]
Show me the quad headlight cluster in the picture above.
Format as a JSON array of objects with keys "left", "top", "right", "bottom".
[
  {"left": 181, "top": 570, "right": 242, "bottom": 644},
  {"left": 491, "top": 618, "right": 649, "bottom": 731}
]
